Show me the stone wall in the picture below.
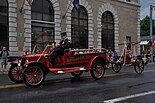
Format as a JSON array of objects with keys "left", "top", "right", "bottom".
[{"left": 8, "top": 0, "right": 140, "bottom": 55}]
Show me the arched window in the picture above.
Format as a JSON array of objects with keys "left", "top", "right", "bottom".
[
  {"left": 71, "top": 6, "right": 88, "bottom": 49},
  {"left": 31, "top": 0, "right": 54, "bottom": 51},
  {"left": 0, "top": 0, "right": 8, "bottom": 50},
  {"left": 101, "top": 11, "right": 114, "bottom": 50}
]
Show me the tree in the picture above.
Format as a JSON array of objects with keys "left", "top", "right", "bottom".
[
  {"left": 140, "top": 16, "right": 150, "bottom": 36},
  {"left": 140, "top": 16, "right": 155, "bottom": 36}
]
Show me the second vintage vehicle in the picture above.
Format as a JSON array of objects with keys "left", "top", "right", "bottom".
[
  {"left": 8, "top": 44, "right": 109, "bottom": 87},
  {"left": 110, "top": 42, "right": 145, "bottom": 74}
]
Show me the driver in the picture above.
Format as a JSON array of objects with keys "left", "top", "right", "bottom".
[{"left": 49, "top": 32, "right": 72, "bottom": 64}]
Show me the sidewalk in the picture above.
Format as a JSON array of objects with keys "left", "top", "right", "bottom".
[{"left": 0, "top": 61, "right": 10, "bottom": 75}]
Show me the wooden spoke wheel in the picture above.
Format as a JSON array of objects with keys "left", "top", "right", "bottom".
[
  {"left": 134, "top": 58, "right": 144, "bottom": 75},
  {"left": 23, "top": 64, "right": 45, "bottom": 88},
  {"left": 8, "top": 65, "right": 23, "bottom": 83},
  {"left": 90, "top": 60, "right": 105, "bottom": 80},
  {"left": 112, "top": 63, "right": 122, "bottom": 73}
]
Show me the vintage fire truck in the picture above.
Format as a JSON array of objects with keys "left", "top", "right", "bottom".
[{"left": 8, "top": 44, "right": 109, "bottom": 87}]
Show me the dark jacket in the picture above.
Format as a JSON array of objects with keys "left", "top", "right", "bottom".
[
  {"left": 0, "top": 50, "right": 9, "bottom": 59},
  {"left": 59, "top": 38, "right": 72, "bottom": 50}
]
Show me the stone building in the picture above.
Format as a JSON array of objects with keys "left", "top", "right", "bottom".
[{"left": 0, "top": 0, "right": 140, "bottom": 56}]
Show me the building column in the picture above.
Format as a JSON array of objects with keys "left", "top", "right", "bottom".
[{"left": 8, "top": 0, "right": 18, "bottom": 53}]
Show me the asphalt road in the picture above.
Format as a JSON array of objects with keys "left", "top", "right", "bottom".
[{"left": 0, "top": 63, "right": 155, "bottom": 103}]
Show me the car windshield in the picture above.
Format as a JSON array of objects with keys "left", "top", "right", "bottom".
[
  {"left": 44, "top": 45, "right": 54, "bottom": 54},
  {"left": 31, "top": 44, "right": 54, "bottom": 55}
]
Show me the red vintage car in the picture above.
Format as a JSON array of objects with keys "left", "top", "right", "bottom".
[{"left": 8, "top": 45, "right": 109, "bottom": 87}]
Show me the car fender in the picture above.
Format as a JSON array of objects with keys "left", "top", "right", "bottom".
[
  {"left": 24, "top": 61, "right": 46, "bottom": 68},
  {"left": 10, "top": 59, "right": 21, "bottom": 66},
  {"left": 87, "top": 55, "right": 106, "bottom": 69},
  {"left": 23, "top": 61, "right": 49, "bottom": 74}
]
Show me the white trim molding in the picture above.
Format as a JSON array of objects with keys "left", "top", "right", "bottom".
[
  {"left": 8, "top": 0, "right": 18, "bottom": 51},
  {"left": 24, "top": 0, "right": 61, "bottom": 51},
  {"left": 65, "top": 0, "right": 94, "bottom": 48},
  {"left": 97, "top": 3, "right": 119, "bottom": 53},
  {"left": 117, "top": 0, "right": 140, "bottom": 6},
  {"left": 137, "top": 7, "right": 140, "bottom": 54}
]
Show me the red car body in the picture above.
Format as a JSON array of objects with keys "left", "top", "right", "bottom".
[{"left": 9, "top": 46, "right": 109, "bottom": 87}]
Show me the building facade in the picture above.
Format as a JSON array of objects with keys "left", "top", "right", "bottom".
[{"left": 0, "top": 0, "right": 140, "bottom": 56}]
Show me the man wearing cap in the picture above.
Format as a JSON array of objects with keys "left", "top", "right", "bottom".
[{"left": 49, "top": 32, "right": 72, "bottom": 64}]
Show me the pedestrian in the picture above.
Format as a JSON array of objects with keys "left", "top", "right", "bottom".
[
  {"left": 49, "top": 32, "right": 72, "bottom": 64},
  {"left": 0, "top": 46, "right": 9, "bottom": 71},
  {"left": 145, "top": 49, "right": 150, "bottom": 64}
]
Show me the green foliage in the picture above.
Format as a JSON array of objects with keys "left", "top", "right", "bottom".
[
  {"left": 140, "top": 16, "right": 150, "bottom": 36},
  {"left": 140, "top": 16, "right": 155, "bottom": 36}
]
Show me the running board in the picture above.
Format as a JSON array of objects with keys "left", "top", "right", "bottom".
[{"left": 49, "top": 66, "right": 88, "bottom": 74}]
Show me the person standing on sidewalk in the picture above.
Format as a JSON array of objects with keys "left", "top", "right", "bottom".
[{"left": 0, "top": 46, "right": 9, "bottom": 71}]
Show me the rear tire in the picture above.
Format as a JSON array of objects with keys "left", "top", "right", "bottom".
[
  {"left": 90, "top": 60, "right": 105, "bottom": 80},
  {"left": 23, "top": 64, "right": 45, "bottom": 88},
  {"left": 134, "top": 58, "right": 144, "bottom": 75}
]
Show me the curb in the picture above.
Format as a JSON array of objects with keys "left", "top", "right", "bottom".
[{"left": 0, "top": 63, "right": 10, "bottom": 75}]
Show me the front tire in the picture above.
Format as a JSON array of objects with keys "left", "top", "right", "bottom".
[
  {"left": 8, "top": 65, "right": 23, "bottom": 83},
  {"left": 112, "top": 63, "right": 122, "bottom": 73},
  {"left": 90, "top": 60, "right": 105, "bottom": 80},
  {"left": 23, "top": 64, "right": 45, "bottom": 88},
  {"left": 134, "top": 58, "right": 144, "bottom": 75}
]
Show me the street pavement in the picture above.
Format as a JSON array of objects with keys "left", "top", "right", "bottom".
[{"left": 1, "top": 63, "right": 155, "bottom": 103}]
